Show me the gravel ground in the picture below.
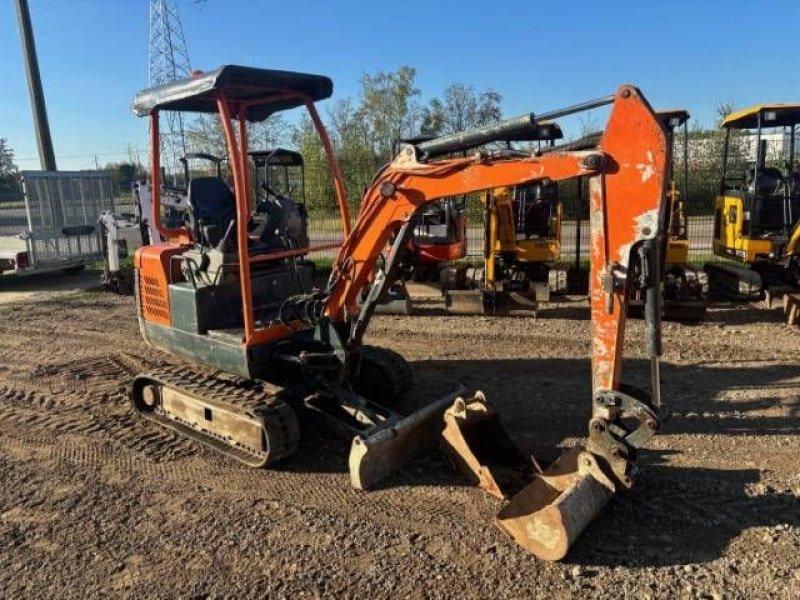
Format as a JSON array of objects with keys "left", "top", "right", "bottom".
[{"left": 0, "top": 287, "right": 798, "bottom": 598}]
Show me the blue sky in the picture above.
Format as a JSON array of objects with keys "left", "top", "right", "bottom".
[{"left": 2, "top": 0, "right": 798, "bottom": 170}]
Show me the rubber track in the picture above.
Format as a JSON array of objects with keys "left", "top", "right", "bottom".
[{"left": 132, "top": 366, "right": 301, "bottom": 467}]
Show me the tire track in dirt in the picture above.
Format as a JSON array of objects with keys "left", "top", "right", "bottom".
[
  {"left": 0, "top": 424, "right": 495, "bottom": 545},
  {"left": 0, "top": 384, "right": 197, "bottom": 463}
]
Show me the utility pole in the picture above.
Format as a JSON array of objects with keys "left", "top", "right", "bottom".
[{"left": 14, "top": 0, "right": 57, "bottom": 171}]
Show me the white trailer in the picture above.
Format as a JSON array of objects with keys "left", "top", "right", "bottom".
[{"left": 0, "top": 170, "right": 114, "bottom": 276}]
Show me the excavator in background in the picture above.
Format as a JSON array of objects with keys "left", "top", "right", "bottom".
[
  {"left": 629, "top": 110, "right": 708, "bottom": 321},
  {"left": 129, "top": 65, "right": 668, "bottom": 560},
  {"left": 376, "top": 124, "right": 563, "bottom": 316},
  {"left": 371, "top": 135, "right": 468, "bottom": 314},
  {"left": 705, "top": 104, "right": 800, "bottom": 307},
  {"left": 440, "top": 121, "right": 568, "bottom": 315}
]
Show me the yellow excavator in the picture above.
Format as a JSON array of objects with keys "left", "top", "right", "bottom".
[
  {"left": 440, "top": 122, "right": 568, "bottom": 315},
  {"left": 705, "top": 104, "right": 800, "bottom": 305}
]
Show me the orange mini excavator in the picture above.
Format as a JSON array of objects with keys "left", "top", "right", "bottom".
[{"left": 130, "top": 66, "right": 668, "bottom": 560}]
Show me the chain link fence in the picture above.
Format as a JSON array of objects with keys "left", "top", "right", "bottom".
[
  {"left": 283, "top": 158, "right": 726, "bottom": 266},
  {"left": 1, "top": 153, "right": 728, "bottom": 270}
]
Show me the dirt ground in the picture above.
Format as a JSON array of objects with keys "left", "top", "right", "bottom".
[
  {"left": 0, "top": 284, "right": 798, "bottom": 599},
  {"left": 0, "top": 269, "right": 99, "bottom": 305}
]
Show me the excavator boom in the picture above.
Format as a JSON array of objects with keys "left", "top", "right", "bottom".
[{"left": 317, "top": 85, "right": 668, "bottom": 560}]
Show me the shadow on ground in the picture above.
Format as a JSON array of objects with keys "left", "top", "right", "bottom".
[{"left": 0, "top": 268, "right": 100, "bottom": 305}]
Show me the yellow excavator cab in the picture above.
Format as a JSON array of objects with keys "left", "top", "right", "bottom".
[{"left": 708, "top": 103, "right": 800, "bottom": 301}]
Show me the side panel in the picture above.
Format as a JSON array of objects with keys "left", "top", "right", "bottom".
[
  {"left": 135, "top": 244, "right": 187, "bottom": 326},
  {"left": 713, "top": 194, "right": 772, "bottom": 262},
  {"left": 142, "top": 320, "right": 252, "bottom": 378}
]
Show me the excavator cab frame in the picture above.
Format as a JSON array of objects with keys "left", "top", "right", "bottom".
[
  {"left": 249, "top": 148, "right": 306, "bottom": 206},
  {"left": 132, "top": 65, "right": 350, "bottom": 360}
]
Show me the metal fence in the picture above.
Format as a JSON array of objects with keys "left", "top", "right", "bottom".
[
  {"left": 296, "top": 165, "right": 724, "bottom": 266},
  {"left": 1, "top": 172, "right": 116, "bottom": 271},
  {"left": 105, "top": 162, "right": 727, "bottom": 267}
]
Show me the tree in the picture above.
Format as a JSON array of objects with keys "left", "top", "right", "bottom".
[
  {"left": 419, "top": 83, "right": 502, "bottom": 136},
  {"left": 420, "top": 98, "right": 445, "bottom": 136},
  {"left": 357, "top": 66, "right": 421, "bottom": 160},
  {"left": 0, "top": 138, "right": 19, "bottom": 194}
]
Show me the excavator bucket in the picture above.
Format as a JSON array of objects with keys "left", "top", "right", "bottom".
[
  {"left": 440, "top": 392, "right": 537, "bottom": 499},
  {"left": 349, "top": 387, "right": 467, "bottom": 490},
  {"left": 439, "top": 393, "right": 618, "bottom": 561},
  {"left": 495, "top": 446, "right": 615, "bottom": 561}
]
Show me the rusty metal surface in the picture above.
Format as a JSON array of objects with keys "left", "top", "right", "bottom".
[
  {"left": 161, "top": 387, "right": 265, "bottom": 453},
  {"left": 440, "top": 393, "right": 536, "bottom": 499},
  {"left": 349, "top": 386, "right": 466, "bottom": 490},
  {"left": 495, "top": 447, "right": 615, "bottom": 561}
]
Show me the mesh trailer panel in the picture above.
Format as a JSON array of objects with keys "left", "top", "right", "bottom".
[{"left": 18, "top": 171, "right": 115, "bottom": 268}]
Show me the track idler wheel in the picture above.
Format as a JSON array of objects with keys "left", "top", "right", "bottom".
[{"left": 353, "top": 345, "right": 413, "bottom": 406}]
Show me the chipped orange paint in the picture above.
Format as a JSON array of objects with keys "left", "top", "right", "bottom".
[{"left": 590, "top": 86, "right": 668, "bottom": 395}]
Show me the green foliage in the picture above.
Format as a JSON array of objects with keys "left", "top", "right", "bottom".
[
  {"left": 0, "top": 138, "right": 20, "bottom": 194},
  {"left": 420, "top": 83, "right": 502, "bottom": 136},
  {"left": 357, "top": 66, "right": 421, "bottom": 160}
]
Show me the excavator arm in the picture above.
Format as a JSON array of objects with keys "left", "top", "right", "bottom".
[
  {"left": 324, "top": 85, "right": 668, "bottom": 399},
  {"left": 313, "top": 85, "right": 670, "bottom": 561}
]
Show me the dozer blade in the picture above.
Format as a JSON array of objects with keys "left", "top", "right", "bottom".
[
  {"left": 370, "top": 285, "right": 413, "bottom": 315},
  {"left": 704, "top": 263, "right": 762, "bottom": 300},
  {"left": 495, "top": 291, "right": 538, "bottom": 317},
  {"left": 495, "top": 446, "right": 616, "bottom": 561},
  {"left": 440, "top": 392, "right": 537, "bottom": 499},
  {"left": 349, "top": 386, "right": 467, "bottom": 490},
  {"left": 444, "top": 289, "right": 487, "bottom": 315},
  {"left": 662, "top": 299, "right": 707, "bottom": 322}
]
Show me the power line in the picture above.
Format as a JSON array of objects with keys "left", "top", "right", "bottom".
[{"left": 149, "top": 0, "right": 191, "bottom": 174}]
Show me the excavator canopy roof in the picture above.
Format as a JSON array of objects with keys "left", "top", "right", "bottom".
[
  {"left": 722, "top": 104, "right": 800, "bottom": 129},
  {"left": 656, "top": 109, "right": 690, "bottom": 129},
  {"left": 249, "top": 149, "right": 304, "bottom": 167},
  {"left": 132, "top": 65, "right": 333, "bottom": 122}
]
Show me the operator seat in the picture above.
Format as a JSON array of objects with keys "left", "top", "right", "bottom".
[
  {"left": 747, "top": 167, "right": 784, "bottom": 196},
  {"left": 186, "top": 177, "right": 237, "bottom": 248}
]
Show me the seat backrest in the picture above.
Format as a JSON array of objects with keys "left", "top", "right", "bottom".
[{"left": 186, "top": 177, "right": 237, "bottom": 246}]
